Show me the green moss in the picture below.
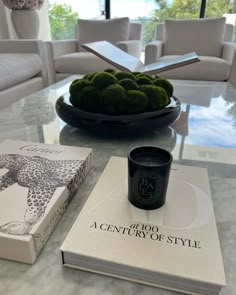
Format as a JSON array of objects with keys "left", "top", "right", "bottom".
[
  {"left": 69, "top": 79, "right": 91, "bottom": 102},
  {"left": 132, "top": 71, "right": 141, "bottom": 76},
  {"left": 104, "top": 68, "right": 116, "bottom": 75},
  {"left": 118, "top": 78, "right": 138, "bottom": 90},
  {"left": 92, "top": 72, "right": 118, "bottom": 90},
  {"left": 136, "top": 73, "right": 154, "bottom": 81},
  {"left": 153, "top": 78, "right": 174, "bottom": 97},
  {"left": 69, "top": 70, "right": 174, "bottom": 114},
  {"left": 84, "top": 72, "right": 98, "bottom": 81},
  {"left": 74, "top": 86, "right": 101, "bottom": 112},
  {"left": 114, "top": 71, "right": 136, "bottom": 81},
  {"left": 100, "top": 84, "right": 126, "bottom": 114},
  {"left": 140, "top": 85, "right": 170, "bottom": 110},
  {"left": 119, "top": 90, "right": 148, "bottom": 114},
  {"left": 136, "top": 76, "right": 153, "bottom": 85}
]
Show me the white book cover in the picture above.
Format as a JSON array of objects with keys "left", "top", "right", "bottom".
[
  {"left": 61, "top": 157, "right": 226, "bottom": 295},
  {"left": 0, "top": 140, "right": 92, "bottom": 264},
  {"left": 81, "top": 41, "right": 200, "bottom": 75}
]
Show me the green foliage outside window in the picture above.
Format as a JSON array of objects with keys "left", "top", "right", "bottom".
[{"left": 48, "top": 3, "right": 78, "bottom": 40}]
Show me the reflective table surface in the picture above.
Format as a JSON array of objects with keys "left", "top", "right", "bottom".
[{"left": 0, "top": 77, "right": 235, "bottom": 295}]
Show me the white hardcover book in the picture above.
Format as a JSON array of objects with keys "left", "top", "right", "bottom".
[
  {"left": 81, "top": 41, "right": 200, "bottom": 75},
  {"left": 61, "top": 157, "right": 226, "bottom": 295},
  {"left": 0, "top": 140, "right": 92, "bottom": 264}
]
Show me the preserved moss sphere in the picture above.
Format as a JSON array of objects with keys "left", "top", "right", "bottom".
[
  {"left": 153, "top": 78, "right": 174, "bottom": 97},
  {"left": 75, "top": 86, "right": 101, "bottom": 112},
  {"left": 114, "top": 71, "right": 136, "bottom": 81},
  {"left": 69, "top": 79, "right": 91, "bottom": 102},
  {"left": 92, "top": 72, "right": 118, "bottom": 90},
  {"left": 119, "top": 90, "right": 148, "bottom": 114},
  {"left": 118, "top": 78, "right": 138, "bottom": 90},
  {"left": 83, "top": 72, "right": 98, "bottom": 81},
  {"left": 140, "top": 85, "right": 170, "bottom": 110},
  {"left": 136, "top": 76, "right": 153, "bottom": 85},
  {"left": 100, "top": 84, "right": 127, "bottom": 114},
  {"left": 104, "top": 68, "right": 116, "bottom": 75},
  {"left": 132, "top": 71, "right": 141, "bottom": 76},
  {"left": 70, "top": 78, "right": 81, "bottom": 87},
  {"left": 136, "top": 73, "right": 154, "bottom": 81}
]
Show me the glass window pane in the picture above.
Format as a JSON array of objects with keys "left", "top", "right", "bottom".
[{"left": 110, "top": 0, "right": 159, "bottom": 50}]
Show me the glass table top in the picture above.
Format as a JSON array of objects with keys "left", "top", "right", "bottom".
[
  {"left": 0, "top": 77, "right": 235, "bottom": 295},
  {"left": 0, "top": 77, "right": 235, "bottom": 165}
]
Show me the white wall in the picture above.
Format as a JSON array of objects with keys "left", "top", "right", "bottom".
[{"left": 0, "top": 2, "right": 52, "bottom": 40}]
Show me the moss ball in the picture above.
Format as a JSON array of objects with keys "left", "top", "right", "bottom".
[
  {"left": 69, "top": 79, "right": 91, "bottom": 102},
  {"left": 140, "top": 85, "right": 170, "bottom": 110},
  {"left": 74, "top": 86, "right": 101, "bottom": 112},
  {"left": 83, "top": 72, "right": 98, "bottom": 81},
  {"left": 119, "top": 90, "right": 148, "bottom": 114},
  {"left": 153, "top": 78, "right": 174, "bottom": 97},
  {"left": 136, "top": 73, "right": 154, "bottom": 81},
  {"left": 118, "top": 78, "right": 138, "bottom": 90},
  {"left": 114, "top": 71, "right": 136, "bottom": 81},
  {"left": 132, "top": 71, "right": 141, "bottom": 76},
  {"left": 104, "top": 68, "right": 116, "bottom": 75},
  {"left": 100, "top": 84, "right": 127, "bottom": 114},
  {"left": 136, "top": 76, "right": 153, "bottom": 85},
  {"left": 92, "top": 72, "right": 118, "bottom": 90}
]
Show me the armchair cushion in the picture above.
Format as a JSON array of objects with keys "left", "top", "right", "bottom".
[
  {"left": 55, "top": 52, "right": 116, "bottom": 74},
  {"left": 157, "top": 55, "right": 230, "bottom": 81},
  {"left": 78, "top": 17, "right": 129, "bottom": 51},
  {"left": 164, "top": 17, "right": 226, "bottom": 57},
  {"left": 0, "top": 53, "right": 43, "bottom": 91}
]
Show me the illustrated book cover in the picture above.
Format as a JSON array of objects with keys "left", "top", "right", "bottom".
[
  {"left": 81, "top": 41, "right": 200, "bottom": 75},
  {"left": 61, "top": 157, "right": 226, "bottom": 295},
  {"left": 0, "top": 139, "right": 92, "bottom": 264}
]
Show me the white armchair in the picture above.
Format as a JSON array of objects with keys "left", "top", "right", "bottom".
[
  {"left": 144, "top": 17, "right": 236, "bottom": 87},
  {"left": 0, "top": 40, "right": 48, "bottom": 108},
  {"left": 46, "top": 17, "right": 142, "bottom": 84}
]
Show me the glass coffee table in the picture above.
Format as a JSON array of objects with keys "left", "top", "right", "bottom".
[{"left": 0, "top": 76, "right": 235, "bottom": 295}]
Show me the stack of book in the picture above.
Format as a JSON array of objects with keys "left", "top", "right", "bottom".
[{"left": 61, "top": 156, "right": 226, "bottom": 295}]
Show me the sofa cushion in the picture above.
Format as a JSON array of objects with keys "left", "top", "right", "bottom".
[
  {"left": 163, "top": 17, "right": 226, "bottom": 57},
  {"left": 55, "top": 52, "right": 117, "bottom": 74},
  {"left": 77, "top": 17, "right": 129, "bottom": 51},
  {"left": 0, "top": 53, "right": 43, "bottom": 91},
  {"left": 157, "top": 55, "right": 230, "bottom": 81}
]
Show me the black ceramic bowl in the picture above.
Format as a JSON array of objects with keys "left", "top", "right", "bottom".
[{"left": 55, "top": 95, "right": 181, "bottom": 130}]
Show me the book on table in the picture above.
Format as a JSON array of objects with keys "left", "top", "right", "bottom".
[
  {"left": 61, "top": 156, "right": 226, "bottom": 295},
  {"left": 0, "top": 139, "right": 92, "bottom": 264},
  {"left": 81, "top": 40, "right": 200, "bottom": 75}
]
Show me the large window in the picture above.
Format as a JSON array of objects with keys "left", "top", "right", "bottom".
[{"left": 47, "top": 0, "right": 236, "bottom": 42}]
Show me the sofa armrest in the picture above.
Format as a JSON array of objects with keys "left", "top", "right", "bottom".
[
  {"left": 0, "top": 40, "right": 48, "bottom": 86},
  {"left": 222, "top": 42, "right": 236, "bottom": 62},
  {"left": 222, "top": 42, "right": 236, "bottom": 88},
  {"left": 144, "top": 40, "right": 163, "bottom": 65},
  {"left": 116, "top": 40, "right": 142, "bottom": 58},
  {"left": 0, "top": 40, "right": 44, "bottom": 54},
  {"left": 46, "top": 39, "right": 78, "bottom": 58},
  {"left": 45, "top": 39, "right": 78, "bottom": 84}
]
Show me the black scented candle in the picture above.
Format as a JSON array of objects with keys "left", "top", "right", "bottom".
[{"left": 128, "top": 146, "right": 173, "bottom": 210}]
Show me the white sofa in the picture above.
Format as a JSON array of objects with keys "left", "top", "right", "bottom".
[
  {"left": 46, "top": 17, "right": 143, "bottom": 83},
  {"left": 144, "top": 17, "right": 236, "bottom": 86},
  {"left": 0, "top": 40, "right": 48, "bottom": 108}
]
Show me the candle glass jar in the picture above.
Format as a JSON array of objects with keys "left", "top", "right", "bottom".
[{"left": 128, "top": 146, "right": 173, "bottom": 210}]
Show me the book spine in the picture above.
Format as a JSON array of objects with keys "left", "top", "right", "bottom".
[{"left": 31, "top": 153, "right": 93, "bottom": 257}]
